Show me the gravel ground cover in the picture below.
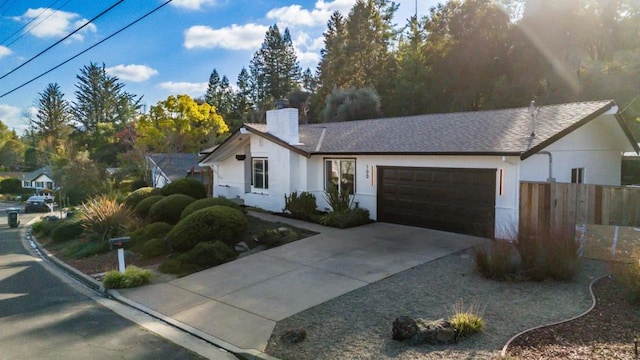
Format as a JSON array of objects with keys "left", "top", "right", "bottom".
[
  {"left": 507, "top": 275, "right": 640, "bottom": 359},
  {"left": 266, "top": 252, "right": 608, "bottom": 360}
]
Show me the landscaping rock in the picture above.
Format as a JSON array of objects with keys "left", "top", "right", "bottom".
[
  {"left": 410, "top": 318, "right": 458, "bottom": 345},
  {"left": 280, "top": 327, "right": 307, "bottom": 344},
  {"left": 234, "top": 241, "right": 250, "bottom": 252},
  {"left": 392, "top": 316, "right": 418, "bottom": 341},
  {"left": 277, "top": 227, "right": 290, "bottom": 233}
]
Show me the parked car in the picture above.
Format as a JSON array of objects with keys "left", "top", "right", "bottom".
[{"left": 24, "top": 196, "right": 51, "bottom": 213}]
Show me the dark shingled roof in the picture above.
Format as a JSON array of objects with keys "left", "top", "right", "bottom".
[
  {"left": 148, "top": 153, "right": 203, "bottom": 182},
  {"left": 218, "top": 100, "right": 637, "bottom": 161}
]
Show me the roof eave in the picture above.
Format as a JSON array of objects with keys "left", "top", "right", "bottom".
[
  {"left": 520, "top": 100, "right": 616, "bottom": 160},
  {"left": 244, "top": 126, "right": 311, "bottom": 158},
  {"left": 615, "top": 112, "right": 640, "bottom": 154}
]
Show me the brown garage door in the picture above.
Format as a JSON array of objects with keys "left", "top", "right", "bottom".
[{"left": 377, "top": 166, "right": 496, "bottom": 238}]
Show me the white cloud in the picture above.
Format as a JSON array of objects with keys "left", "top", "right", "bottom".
[
  {"left": 0, "top": 104, "right": 29, "bottom": 134},
  {"left": 184, "top": 23, "right": 268, "bottom": 50},
  {"left": 267, "top": 0, "right": 356, "bottom": 28},
  {"left": 158, "top": 81, "right": 208, "bottom": 95},
  {"left": 0, "top": 46, "right": 12, "bottom": 59},
  {"left": 105, "top": 64, "right": 158, "bottom": 82},
  {"left": 14, "top": 8, "right": 96, "bottom": 41},
  {"left": 170, "top": 0, "right": 217, "bottom": 10}
]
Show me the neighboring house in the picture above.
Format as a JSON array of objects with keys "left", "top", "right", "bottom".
[
  {"left": 199, "top": 100, "right": 639, "bottom": 239},
  {"left": 21, "top": 166, "right": 56, "bottom": 194},
  {"left": 147, "top": 153, "right": 212, "bottom": 192}
]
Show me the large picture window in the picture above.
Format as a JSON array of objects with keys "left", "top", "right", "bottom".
[
  {"left": 252, "top": 158, "right": 268, "bottom": 189},
  {"left": 325, "top": 159, "right": 355, "bottom": 194}
]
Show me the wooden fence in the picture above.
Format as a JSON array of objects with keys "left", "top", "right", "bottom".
[{"left": 519, "top": 182, "right": 640, "bottom": 237}]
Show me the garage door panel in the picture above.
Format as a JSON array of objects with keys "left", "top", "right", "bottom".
[{"left": 378, "top": 166, "right": 495, "bottom": 238}]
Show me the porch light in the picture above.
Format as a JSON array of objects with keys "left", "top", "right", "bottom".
[{"left": 235, "top": 154, "right": 246, "bottom": 161}]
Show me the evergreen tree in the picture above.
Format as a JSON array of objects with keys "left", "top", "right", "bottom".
[
  {"left": 71, "top": 63, "right": 140, "bottom": 163},
  {"left": 248, "top": 25, "right": 301, "bottom": 109},
  {"left": 392, "top": 16, "right": 430, "bottom": 116},
  {"left": 32, "top": 83, "right": 72, "bottom": 142}
]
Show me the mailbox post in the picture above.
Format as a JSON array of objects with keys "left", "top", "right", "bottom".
[{"left": 109, "top": 237, "right": 131, "bottom": 273}]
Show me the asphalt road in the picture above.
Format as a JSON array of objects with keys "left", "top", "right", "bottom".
[{"left": 0, "top": 215, "right": 210, "bottom": 360}]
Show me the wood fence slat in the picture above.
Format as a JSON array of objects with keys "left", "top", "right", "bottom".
[{"left": 520, "top": 182, "right": 640, "bottom": 238}]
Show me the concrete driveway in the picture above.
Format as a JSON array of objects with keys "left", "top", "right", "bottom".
[{"left": 118, "top": 212, "right": 487, "bottom": 356}]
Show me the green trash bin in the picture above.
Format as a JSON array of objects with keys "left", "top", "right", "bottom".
[{"left": 7, "top": 209, "right": 20, "bottom": 228}]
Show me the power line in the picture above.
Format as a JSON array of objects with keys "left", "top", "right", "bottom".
[
  {"left": 0, "top": 0, "right": 124, "bottom": 81},
  {"left": 0, "top": 0, "right": 174, "bottom": 99},
  {"left": 0, "top": 0, "right": 17, "bottom": 16},
  {"left": 0, "top": 0, "right": 69, "bottom": 47}
]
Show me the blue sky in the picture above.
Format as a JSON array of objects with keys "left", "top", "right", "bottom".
[{"left": 0, "top": 0, "right": 438, "bottom": 134}]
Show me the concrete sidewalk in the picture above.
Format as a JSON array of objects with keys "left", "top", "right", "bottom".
[{"left": 117, "top": 212, "right": 486, "bottom": 357}]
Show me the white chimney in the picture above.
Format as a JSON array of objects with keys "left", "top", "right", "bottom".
[{"left": 266, "top": 107, "right": 299, "bottom": 145}]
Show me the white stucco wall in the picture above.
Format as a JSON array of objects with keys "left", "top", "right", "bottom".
[
  {"left": 212, "top": 151, "right": 246, "bottom": 199},
  {"left": 520, "top": 114, "right": 627, "bottom": 185}
]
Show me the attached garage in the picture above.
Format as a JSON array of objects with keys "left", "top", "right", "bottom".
[{"left": 377, "top": 166, "right": 496, "bottom": 238}]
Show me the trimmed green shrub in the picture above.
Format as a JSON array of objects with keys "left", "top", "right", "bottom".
[
  {"left": 129, "top": 221, "right": 173, "bottom": 252},
  {"left": 124, "top": 187, "right": 156, "bottom": 208},
  {"left": 320, "top": 207, "right": 371, "bottom": 228},
  {"left": 257, "top": 228, "right": 299, "bottom": 247},
  {"left": 161, "top": 178, "right": 207, "bottom": 199},
  {"left": 103, "top": 266, "right": 152, "bottom": 289},
  {"left": 284, "top": 191, "right": 317, "bottom": 220},
  {"left": 0, "top": 178, "right": 21, "bottom": 194},
  {"left": 130, "top": 178, "right": 148, "bottom": 192},
  {"left": 31, "top": 218, "right": 59, "bottom": 236},
  {"left": 50, "top": 218, "right": 85, "bottom": 243},
  {"left": 180, "top": 197, "right": 242, "bottom": 219},
  {"left": 62, "top": 239, "right": 111, "bottom": 259},
  {"left": 159, "top": 241, "right": 237, "bottom": 275},
  {"left": 134, "top": 195, "right": 164, "bottom": 219},
  {"left": 148, "top": 194, "right": 195, "bottom": 224},
  {"left": 167, "top": 205, "right": 247, "bottom": 251},
  {"left": 142, "top": 238, "right": 171, "bottom": 258},
  {"left": 472, "top": 241, "right": 520, "bottom": 281}
]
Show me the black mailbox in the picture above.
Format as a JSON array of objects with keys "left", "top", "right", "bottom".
[{"left": 109, "top": 236, "right": 131, "bottom": 249}]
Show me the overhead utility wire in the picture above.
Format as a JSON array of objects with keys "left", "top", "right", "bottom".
[
  {"left": 0, "top": 0, "right": 124, "bottom": 81},
  {"left": 1, "top": 0, "right": 69, "bottom": 47},
  {"left": 0, "top": 0, "right": 17, "bottom": 16},
  {"left": 0, "top": 0, "right": 174, "bottom": 99}
]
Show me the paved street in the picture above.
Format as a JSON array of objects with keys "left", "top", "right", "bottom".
[{"left": 0, "top": 214, "right": 218, "bottom": 360}]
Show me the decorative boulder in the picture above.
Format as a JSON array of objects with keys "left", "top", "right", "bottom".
[
  {"left": 410, "top": 319, "right": 458, "bottom": 345},
  {"left": 392, "top": 316, "right": 418, "bottom": 341}
]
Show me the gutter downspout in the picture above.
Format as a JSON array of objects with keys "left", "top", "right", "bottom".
[{"left": 536, "top": 151, "right": 555, "bottom": 182}]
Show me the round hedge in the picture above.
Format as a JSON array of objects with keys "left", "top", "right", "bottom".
[
  {"left": 50, "top": 218, "right": 85, "bottom": 243},
  {"left": 161, "top": 178, "right": 207, "bottom": 199},
  {"left": 148, "top": 194, "right": 195, "bottom": 224},
  {"left": 124, "top": 187, "right": 156, "bottom": 208},
  {"left": 167, "top": 205, "right": 247, "bottom": 251},
  {"left": 134, "top": 195, "right": 164, "bottom": 219},
  {"left": 180, "top": 197, "right": 242, "bottom": 219},
  {"left": 130, "top": 221, "right": 173, "bottom": 251},
  {"left": 142, "top": 238, "right": 171, "bottom": 258}
]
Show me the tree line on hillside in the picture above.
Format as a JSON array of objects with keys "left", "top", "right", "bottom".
[{"left": 0, "top": 0, "right": 638, "bottom": 204}]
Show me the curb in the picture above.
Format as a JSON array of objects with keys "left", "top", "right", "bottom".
[
  {"left": 24, "top": 224, "right": 279, "bottom": 360},
  {"left": 500, "top": 274, "right": 608, "bottom": 357}
]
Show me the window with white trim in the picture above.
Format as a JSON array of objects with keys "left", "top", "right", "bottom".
[
  {"left": 571, "top": 167, "right": 584, "bottom": 184},
  {"left": 325, "top": 159, "right": 355, "bottom": 194},
  {"left": 252, "top": 158, "right": 268, "bottom": 189}
]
